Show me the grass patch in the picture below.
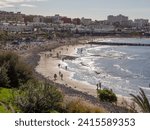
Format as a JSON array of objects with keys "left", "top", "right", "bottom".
[
  {"left": 0, "top": 87, "right": 14, "bottom": 102},
  {"left": 0, "top": 105, "right": 7, "bottom": 113},
  {"left": 0, "top": 87, "right": 16, "bottom": 113}
]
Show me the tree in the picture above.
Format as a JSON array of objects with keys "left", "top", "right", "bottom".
[
  {"left": 15, "top": 81, "right": 63, "bottom": 113},
  {"left": 0, "top": 52, "right": 33, "bottom": 88},
  {"left": 97, "top": 88, "right": 117, "bottom": 103},
  {"left": 0, "top": 65, "right": 10, "bottom": 88},
  {"left": 130, "top": 88, "right": 150, "bottom": 113}
]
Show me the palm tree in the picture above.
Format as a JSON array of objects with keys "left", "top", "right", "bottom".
[{"left": 130, "top": 88, "right": 150, "bottom": 113}]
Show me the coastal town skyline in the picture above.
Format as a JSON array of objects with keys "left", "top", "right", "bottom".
[{"left": 0, "top": 0, "right": 150, "bottom": 20}]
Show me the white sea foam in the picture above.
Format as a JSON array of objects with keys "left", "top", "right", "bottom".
[
  {"left": 62, "top": 41, "right": 150, "bottom": 99},
  {"left": 87, "top": 45, "right": 111, "bottom": 50},
  {"left": 113, "top": 64, "right": 132, "bottom": 74},
  {"left": 93, "top": 38, "right": 113, "bottom": 43},
  {"left": 140, "top": 87, "right": 150, "bottom": 91}
]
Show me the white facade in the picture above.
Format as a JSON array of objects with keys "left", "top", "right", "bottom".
[
  {"left": 33, "top": 16, "right": 44, "bottom": 23},
  {"left": 81, "top": 17, "right": 92, "bottom": 25},
  {"left": 107, "top": 14, "right": 129, "bottom": 24},
  {"left": 134, "top": 19, "right": 149, "bottom": 28},
  {"left": 51, "top": 14, "right": 62, "bottom": 24},
  {"left": 0, "top": 23, "right": 33, "bottom": 32}
]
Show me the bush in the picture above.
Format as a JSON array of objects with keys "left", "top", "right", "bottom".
[
  {"left": 15, "top": 81, "right": 63, "bottom": 113},
  {"left": 0, "top": 52, "right": 34, "bottom": 88},
  {"left": 63, "top": 98, "right": 105, "bottom": 113},
  {"left": 0, "top": 65, "right": 10, "bottom": 88},
  {"left": 97, "top": 88, "right": 117, "bottom": 103},
  {"left": 0, "top": 88, "right": 16, "bottom": 113}
]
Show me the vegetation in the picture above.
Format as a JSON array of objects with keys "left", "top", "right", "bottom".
[
  {"left": 15, "top": 81, "right": 63, "bottom": 113},
  {"left": 97, "top": 88, "right": 117, "bottom": 103},
  {"left": 0, "top": 88, "right": 16, "bottom": 113},
  {"left": 130, "top": 88, "right": 150, "bottom": 113},
  {"left": 0, "top": 65, "right": 10, "bottom": 88},
  {"left": 0, "top": 31, "right": 8, "bottom": 42},
  {"left": 0, "top": 52, "right": 34, "bottom": 88},
  {"left": 0, "top": 51, "right": 128, "bottom": 113},
  {"left": 0, "top": 31, "right": 20, "bottom": 43},
  {"left": 63, "top": 98, "right": 104, "bottom": 113}
]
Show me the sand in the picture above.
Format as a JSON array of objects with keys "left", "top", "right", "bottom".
[{"left": 35, "top": 44, "right": 98, "bottom": 97}]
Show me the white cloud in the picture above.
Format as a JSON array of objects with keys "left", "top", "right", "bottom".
[
  {"left": 0, "top": 0, "right": 46, "bottom": 8},
  {"left": 21, "top": 3, "right": 36, "bottom": 7}
]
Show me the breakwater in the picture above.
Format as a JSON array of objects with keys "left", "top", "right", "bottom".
[{"left": 88, "top": 42, "right": 150, "bottom": 46}]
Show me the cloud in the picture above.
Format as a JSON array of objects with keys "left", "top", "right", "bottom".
[
  {"left": 20, "top": 4, "right": 36, "bottom": 8},
  {"left": 0, "top": 0, "right": 46, "bottom": 8}
]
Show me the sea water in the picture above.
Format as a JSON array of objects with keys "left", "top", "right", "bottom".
[{"left": 64, "top": 38, "right": 150, "bottom": 99}]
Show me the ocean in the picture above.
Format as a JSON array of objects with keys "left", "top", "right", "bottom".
[{"left": 64, "top": 38, "right": 150, "bottom": 99}]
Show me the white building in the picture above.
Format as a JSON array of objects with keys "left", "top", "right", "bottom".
[
  {"left": 51, "top": 14, "right": 62, "bottom": 24},
  {"left": 0, "top": 23, "right": 33, "bottom": 33},
  {"left": 81, "top": 17, "right": 92, "bottom": 25},
  {"left": 107, "top": 14, "right": 129, "bottom": 25},
  {"left": 87, "top": 21, "right": 115, "bottom": 32},
  {"left": 33, "top": 16, "right": 44, "bottom": 23},
  {"left": 134, "top": 19, "right": 149, "bottom": 28}
]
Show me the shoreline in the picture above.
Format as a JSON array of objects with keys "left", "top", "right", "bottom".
[
  {"left": 16, "top": 36, "right": 150, "bottom": 112},
  {"left": 35, "top": 44, "right": 98, "bottom": 97},
  {"left": 1, "top": 36, "right": 145, "bottom": 112},
  {"left": 35, "top": 41, "right": 136, "bottom": 111},
  {"left": 23, "top": 37, "right": 129, "bottom": 112}
]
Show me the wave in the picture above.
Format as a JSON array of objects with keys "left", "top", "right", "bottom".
[
  {"left": 62, "top": 43, "right": 150, "bottom": 98},
  {"left": 140, "top": 87, "right": 150, "bottom": 91},
  {"left": 93, "top": 38, "right": 150, "bottom": 44},
  {"left": 113, "top": 64, "right": 132, "bottom": 74}
]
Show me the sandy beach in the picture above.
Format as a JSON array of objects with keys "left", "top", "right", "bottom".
[
  {"left": 35, "top": 44, "right": 98, "bottom": 97},
  {"left": 35, "top": 41, "right": 138, "bottom": 111}
]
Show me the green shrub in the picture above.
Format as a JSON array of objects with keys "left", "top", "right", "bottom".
[
  {"left": 0, "top": 52, "right": 34, "bottom": 88},
  {"left": 97, "top": 88, "right": 117, "bottom": 103},
  {"left": 0, "top": 88, "right": 16, "bottom": 113},
  {"left": 0, "top": 88, "right": 14, "bottom": 102},
  {"left": 15, "top": 81, "right": 63, "bottom": 113},
  {"left": 0, "top": 65, "right": 10, "bottom": 88}
]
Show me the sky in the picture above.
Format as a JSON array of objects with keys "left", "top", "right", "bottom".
[{"left": 0, "top": 0, "right": 150, "bottom": 20}]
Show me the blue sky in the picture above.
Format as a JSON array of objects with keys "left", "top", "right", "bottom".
[{"left": 0, "top": 0, "right": 150, "bottom": 20}]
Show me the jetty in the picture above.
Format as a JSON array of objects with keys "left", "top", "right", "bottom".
[{"left": 88, "top": 42, "right": 150, "bottom": 46}]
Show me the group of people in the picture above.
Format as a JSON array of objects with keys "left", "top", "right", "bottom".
[
  {"left": 53, "top": 63, "right": 68, "bottom": 81},
  {"left": 53, "top": 72, "right": 63, "bottom": 81}
]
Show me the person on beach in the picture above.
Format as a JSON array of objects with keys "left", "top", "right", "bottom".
[
  {"left": 60, "top": 73, "right": 63, "bottom": 80},
  {"left": 80, "top": 48, "right": 83, "bottom": 54},
  {"left": 65, "top": 66, "right": 68, "bottom": 70},
  {"left": 56, "top": 53, "right": 59, "bottom": 58},
  {"left": 96, "top": 82, "right": 102, "bottom": 90},
  {"left": 58, "top": 64, "right": 61, "bottom": 68},
  {"left": 59, "top": 71, "right": 61, "bottom": 76},
  {"left": 54, "top": 74, "right": 57, "bottom": 80}
]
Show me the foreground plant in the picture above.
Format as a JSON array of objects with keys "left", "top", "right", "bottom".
[
  {"left": 15, "top": 81, "right": 63, "bottom": 113},
  {"left": 97, "top": 88, "right": 117, "bottom": 103},
  {"left": 130, "top": 88, "right": 150, "bottom": 113}
]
